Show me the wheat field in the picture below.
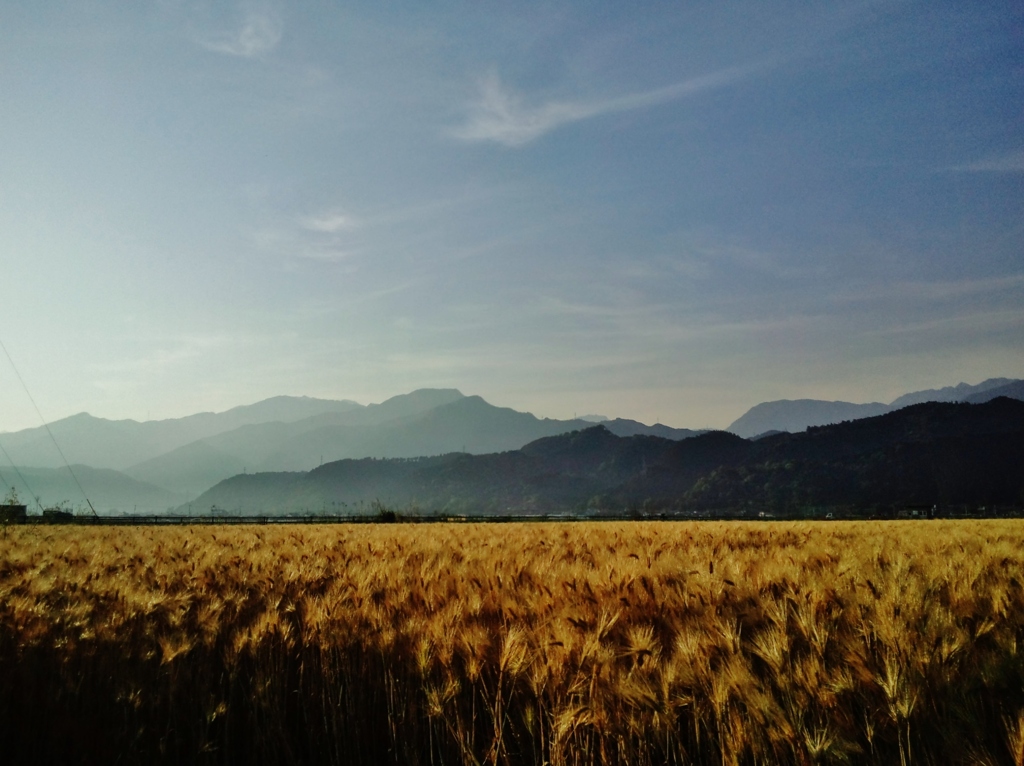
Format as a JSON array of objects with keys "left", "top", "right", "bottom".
[{"left": 1, "top": 520, "right": 1023, "bottom": 765}]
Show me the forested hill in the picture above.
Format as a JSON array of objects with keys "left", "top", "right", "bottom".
[
  {"left": 636, "top": 397, "right": 1024, "bottom": 512},
  {"left": 187, "top": 398, "right": 1024, "bottom": 517}
]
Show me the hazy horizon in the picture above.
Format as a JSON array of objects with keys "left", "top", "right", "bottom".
[
  {"left": 1, "top": 378, "right": 1019, "bottom": 439},
  {"left": 2, "top": 2, "right": 1022, "bottom": 432}
]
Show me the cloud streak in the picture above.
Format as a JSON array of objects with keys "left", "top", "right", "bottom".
[
  {"left": 450, "top": 64, "right": 763, "bottom": 147},
  {"left": 198, "top": 3, "right": 282, "bottom": 58},
  {"left": 948, "top": 149, "right": 1024, "bottom": 173},
  {"left": 832, "top": 273, "right": 1024, "bottom": 304},
  {"left": 298, "top": 210, "right": 359, "bottom": 234}
]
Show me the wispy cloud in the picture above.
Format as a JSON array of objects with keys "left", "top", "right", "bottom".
[
  {"left": 832, "top": 273, "right": 1024, "bottom": 303},
  {"left": 947, "top": 149, "right": 1024, "bottom": 173},
  {"left": 863, "top": 307, "right": 1024, "bottom": 338},
  {"left": 88, "top": 333, "right": 234, "bottom": 377},
  {"left": 298, "top": 210, "right": 359, "bottom": 233},
  {"left": 450, "top": 64, "right": 764, "bottom": 147},
  {"left": 528, "top": 293, "right": 821, "bottom": 348},
  {"left": 198, "top": 2, "right": 282, "bottom": 58},
  {"left": 249, "top": 225, "right": 356, "bottom": 264}
]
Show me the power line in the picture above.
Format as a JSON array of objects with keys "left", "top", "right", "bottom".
[
  {"left": 0, "top": 336, "right": 96, "bottom": 516},
  {"left": 0, "top": 438, "right": 43, "bottom": 512}
]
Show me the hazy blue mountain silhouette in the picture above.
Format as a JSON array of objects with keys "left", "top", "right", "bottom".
[
  {"left": 124, "top": 389, "right": 468, "bottom": 493},
  {"left": 124, "top": 393, "right": 573, "bottom": 492},
  {"left": 963, "top": 379, "right": 1024, "bottom": 404},
  {"left": 0, "top": 464, "right": 185, "bottom": 515},
  {"left": 519, "top": 426, "right": 675, "bottom": 485},
  {"left": 0, "top": 388, "right": 694, "bottom": 504},
  {"left": 186, "top": 397, "right": 1024, "bottom": 517},
  {"left": 727, "top": 400, "right": 890, "bottom": 439},
  {"left": 126, "top": 394, "right": 695, "bottom": 498},
  {"left": 125, "top": 441, "right": 249, "bottom": 500},
  {"left": 889, "top": 378, "right": 1017, "bottom": 408},
  {"left": 600, "top": 419, "right": 700, "bottom": 440},
  {"left": 727, "top": 378, "right": 1020, "bottom": 437},
  {"left": 256, "top": 395, "right": 592, "bottom": 469},
  {"left": 5, "top": 381, "right": 1019, "bottom": 511},
  {"left": 0, "top": 395, "right": 362, "bottom": 469},
  {"left": 188, "top": 425, "right": 688, "bottom": 515}
]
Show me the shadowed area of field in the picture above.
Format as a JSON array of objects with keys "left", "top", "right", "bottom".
[{"left": 1, "top": 521, "right": 1023, "bottom": 765}]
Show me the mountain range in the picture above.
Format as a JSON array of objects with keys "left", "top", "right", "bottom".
[
  {"left": 0, "top": 389, "right": 697, "bottom": 512},
  {"left": 725, "top": 378, "right": 1022, "bottom": 437},
  {"left": 1, "top": 378, "right": 1020, "bottom": 515},
  {"left": 188, "top": 397, "right": 1024, "bottom": 517}
]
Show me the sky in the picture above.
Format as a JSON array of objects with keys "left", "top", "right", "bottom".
[{"left": 1, "top": 0, "right": 1022, "bottom": 432}]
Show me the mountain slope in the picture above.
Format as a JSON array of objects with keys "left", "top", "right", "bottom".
[
  {"left": 695, "top": 398, "right": 1024, "bottom": 511},
  {"left": 0, "top": 395, "right": 363, "bottom": 470},
  {"left": 124, "top": 389, "right": 470, "bottom": 486},
  {"left": 727, "top": 400, "right": 889, "bottom": 438},
  {"left": 127, "top": 394, "right": 692, "bottom": 496},
  {"left": 125, "top": 441, "right": 249, "bottom": 499},
  {"left": 186, "top": 398, "right": 1024, "bottom": 516},
  {"left": 889, "top": 378, "right": 1017, "bottom": 408},
  {"left": 727, "top": 378, "right": 1021, "bottom": 437},
  {"left": 601, "top": 419, "right": 701, "bottom": 440},
  {"left": 259, "top": 396, "right": 593, "bottom": 469},
  {"left": 963, "top": 380, "right": 1024, "bottom": 404},
  {"left": 0, "top": 465, "right": 186, "bottom": 514}
]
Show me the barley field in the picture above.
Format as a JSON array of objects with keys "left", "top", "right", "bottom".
[{"left": 1, "top": 521, "right": 1023, "bottom": 765}]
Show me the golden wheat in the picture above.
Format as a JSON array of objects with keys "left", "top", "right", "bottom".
[{"left": 1, "top": 520, "right": 1023, "bottom": 765}]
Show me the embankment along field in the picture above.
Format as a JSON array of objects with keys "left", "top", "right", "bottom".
[{"left": 1, "top": 521, "right": 1023, "bottom": 766}]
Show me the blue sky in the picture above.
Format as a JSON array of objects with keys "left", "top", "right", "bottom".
[{"left": 1, "top": 1, "right": 1021, "bottom": 431}]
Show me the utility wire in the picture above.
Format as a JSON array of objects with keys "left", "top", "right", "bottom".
[
  {"left": 0, "top": 336, "right": 96, "bottom": 516},
  {"left": 0, "top": 465, "right": 11, "bottom": 495},
  {"left": 0, "top": 437, "right": 43, "bottom": 512}
]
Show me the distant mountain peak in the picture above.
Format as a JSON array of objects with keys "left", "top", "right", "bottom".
[
  {"left": 727, "top": 400, "right": 889, "bottom": 438},
  {"left": 728, "top": 378, "right": 1023, "bottom": 438},
  {"left": 888, "top": 378, "right": 1016, "bottom": 408},
  {"left": 368, "top": 388, "right": 464, "bottom": 409}
]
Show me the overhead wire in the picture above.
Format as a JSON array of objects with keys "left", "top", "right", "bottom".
[
  {"left": 0, "top": 438, "right": 43, "bottom": 512},
  {"left": 0, "top": 336, "right": 96, "bottom": 516},
  {"left": 0, "top": 464, "right": 12, "bottom": 497}
]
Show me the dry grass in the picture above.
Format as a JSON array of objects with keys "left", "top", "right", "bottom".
[{"left": 1, "top": 520, "right": 1023, "bottom": 765}]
